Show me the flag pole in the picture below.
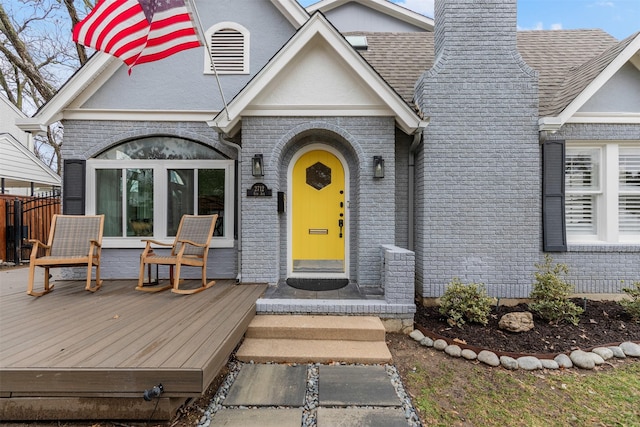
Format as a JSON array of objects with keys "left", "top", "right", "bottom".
[{"left": 185, "top": 0, "right": 230, "bottom": 122}]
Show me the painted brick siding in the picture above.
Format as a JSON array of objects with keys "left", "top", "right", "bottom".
[
  {"left": 60, "top": 119, "right": 238, "bottom": 280},
  {"left": 414, "top": 0, "right": 541, "bottom": 298},
  {"left": 241, "top": 116, "right": 396, "bottom": 286},
  {"left": 544, "top": 123, "right": 640, "bottom": 293}
]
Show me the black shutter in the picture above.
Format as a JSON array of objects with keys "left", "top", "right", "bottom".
[
  {"left": 63, "top": 159, "right": 86, "bottom": 215},
  {"left": 542, "top": 140, "right": 567, "bottom": 251}
]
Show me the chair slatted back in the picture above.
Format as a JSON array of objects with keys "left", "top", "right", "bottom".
[
  {"left": 49, "top": 215, "right": 104, "bottom": 257},
  {"left": 172, "top": 215, "right": 217, "bottom": 257}
]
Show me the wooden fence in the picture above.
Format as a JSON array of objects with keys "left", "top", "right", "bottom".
[{"left": 1, "top": 192, "right": 60, "bottom": 264}]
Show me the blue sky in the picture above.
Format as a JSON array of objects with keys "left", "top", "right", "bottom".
[{"left": 298, "top": 0, "right": 639, "bottom": 40}]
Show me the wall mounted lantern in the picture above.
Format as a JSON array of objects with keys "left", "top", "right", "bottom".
[
  {"left": 373, "top": 156, "right": 385, "bottom": 178},
  {"left": 252, "top": 154, "right": 264, "bottom": 177}
]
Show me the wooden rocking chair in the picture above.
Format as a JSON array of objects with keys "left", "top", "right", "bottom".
[
  {"left": 27, "top": 214, "right": 104, "bottom": 296},
  {"left": 136, "top": 214, "right": 218, "bottom": 295}
]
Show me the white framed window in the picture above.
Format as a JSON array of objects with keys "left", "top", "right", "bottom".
[
  {"left": 203, "top": 22, "right": 249, "bottom": 74},
  {"left": 566, "top": 142, "right": 640, "bottom": 244},
  {"left": 86, "top": 137, "right": 235, "bottom": 248}
]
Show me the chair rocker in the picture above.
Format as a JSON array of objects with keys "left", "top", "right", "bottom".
[
  {"left": 27, "top": 214, "right": 104, "bottom": 296},
  {"left": 136, "top": 214, "right": 218, "bottom": 295}
]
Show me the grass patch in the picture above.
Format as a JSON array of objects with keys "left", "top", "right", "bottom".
[{"left": 406, "top": 359, "right": 640, "bottom": 426}]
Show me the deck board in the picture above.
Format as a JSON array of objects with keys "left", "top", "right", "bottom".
[{"left": 0, "top": 270, "right": 266, "bottom": 420}]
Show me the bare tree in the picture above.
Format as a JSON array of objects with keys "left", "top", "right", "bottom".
[{"left": 0, "top": 0, "right": 93, "bottom": 174}]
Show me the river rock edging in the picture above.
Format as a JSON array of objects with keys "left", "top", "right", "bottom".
[{"left": 410, "top": 325, "right": 640, "bottom": 371}]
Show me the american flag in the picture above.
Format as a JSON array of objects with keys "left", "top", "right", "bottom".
[{"left": 73, "top": 0, "right": 201, "bottom": 72}]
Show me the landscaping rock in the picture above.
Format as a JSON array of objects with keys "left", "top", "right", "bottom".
[
  {"left": 570, "top": 350, "right": 595, "bottom": 370},
  {"left": 444, "top": 345, "right": 462, "bottom": 357},
  {"left": 409, "top": 330, "right": 425, "bottom": 342},
  {"left": 461, "top": 349, "right": 477, "bottom": 360},
  {"left": 477, "top": 350, "right": 500, "bottom": 367},
  {"left": 591, "top": 347, "right": 614, "bottom": 361},
  {"left": 608, "top": 346, "right": 626, "bottom": 358},
  {"left": 498, "top": 312, "right": 534, "bottom": 333},
  {"left": 433, "top": 339, "right": 448, "bottom": 351},
  {"left": 554, "top": 354, "right": 573, "bottom": 369},
  {"left": 419, "top": 336, "right": 434, "bottom": 347},
  {"left": 619, "top": 341, "right": 640, "bottom": 357},
  {"left": 500, "top": 356, "right": 518, "bottom": 370},
  {"left": 517, "top": 356, "right": 542, "bottom": 371},
  {"left": 540, "top": 359, "right": 559, "bottom": 370}
]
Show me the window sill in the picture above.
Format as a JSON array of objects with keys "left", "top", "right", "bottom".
[
  {"left": 101, "top": 237, "right": 235, "bottom": 249},
  {"left": 567, "top": 244, "right": 640, "bottom": 252}
]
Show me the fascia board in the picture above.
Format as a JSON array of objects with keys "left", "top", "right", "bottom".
[
  {"left": 566, "top": 112, "right": 640, "bottom": 124},
  {"left": 212, "top": 13, "right": 423, "bottom": 135},
  {"left": 307, "top": 0, "right": 434, "bottom": 31},
  {"left": 63, "top": 109, "right": 219, "bottom": 122},
  {"left": 16, "top": 52, "right": 118, "bottom": 132},
  {"left": 270, "top": 0, "right": 309, "bottom": 28},
  {"left": 557, "top": 34, "right": 640, "bottom": 125}
]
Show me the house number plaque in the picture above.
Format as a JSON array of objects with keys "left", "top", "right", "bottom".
[{"left": 247, "top": 182, "right": 272, "bottom": 197}]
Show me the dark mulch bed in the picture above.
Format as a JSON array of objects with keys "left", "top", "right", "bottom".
[{"left": 415, "top": 299, "right": 640, "bottom": 355}]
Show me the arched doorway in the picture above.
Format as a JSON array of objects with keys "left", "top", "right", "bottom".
[{"left": 288, "top": 145, "right": 349, "bottom": 279}]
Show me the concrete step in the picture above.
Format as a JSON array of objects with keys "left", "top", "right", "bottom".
[
  {"left": 236, "top": 315, "right": 392, "bottom": 364},
  {"left": 236, "top": 338, "right": 392, "bottom": 364},
  {"left": 244, "top": 315, "right": 386, "bottom": 341}
]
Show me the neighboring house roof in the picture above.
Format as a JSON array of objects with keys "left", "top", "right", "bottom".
[
  {"left": 0, "top": 94, "right": 60, "bottom": 189},
  {"left": 210, "top": 12, "right": 427, "bottom": 136},
  {"left": 0, "top": 133, "right": 61, "bottom": 189},
  {"left": 352, "top": 29, "right": 638, "bottom": 126},
  {"left": 306, "top": 0, "right": 434, "bottom": 31}
]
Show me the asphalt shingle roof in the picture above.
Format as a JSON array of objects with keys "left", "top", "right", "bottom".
[{"left": 348, "top": 29, "right": 627, "bottom": 117}]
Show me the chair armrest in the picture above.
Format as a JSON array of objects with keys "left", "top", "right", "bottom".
[
  {"left": 177, "top": 238, "right": 207, "bottom": 248},
  {"left": 141, "top": 239, "right": 173, "bottom": 247},
  {"left": 28, "top": 239, "right": 50, "bottom": 250},
  {"left": 90, "top": 239, "right": 102, "bottom": 248}
]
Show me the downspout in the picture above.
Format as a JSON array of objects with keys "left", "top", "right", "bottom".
[
  {"left": 408, "top": 126, "right": 425, "bottom": 251},
  {"left": 217, "top": 131, "right": 242, "bottom": 283}
]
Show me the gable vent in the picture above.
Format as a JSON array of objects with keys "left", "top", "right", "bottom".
[{"left": 208, "top": 28, "right": 247, "bottom": 74}]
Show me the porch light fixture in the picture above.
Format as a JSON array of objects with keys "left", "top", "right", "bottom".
[
  {"left": 252, "top": 154, "right": 264, "bottom": 177},
  {"left": 373, "top": 156, "right": 385, "bottom": 178}
]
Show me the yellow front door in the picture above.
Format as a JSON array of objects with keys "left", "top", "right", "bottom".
[{"left": 292, "top": 150, "right": 345, "bottom": 273}]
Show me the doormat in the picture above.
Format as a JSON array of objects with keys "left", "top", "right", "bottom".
[{"left": 286, "top": 278, "right": 349, "bottom": 291}]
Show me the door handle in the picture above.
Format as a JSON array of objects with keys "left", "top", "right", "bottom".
[{"left": 338, "top": 219, "right": 343, "bottom": 238}]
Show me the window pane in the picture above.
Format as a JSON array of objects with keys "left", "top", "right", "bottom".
[
  {"left": 126, "top": 169, "right": 154, "bottom": 236},
  {"left": 96, "top": 137, "right": 226, "bottom": 160},
  {"left": 619, "top": 195, "right": 640, "bottom": 234},
  {"left": 619, "top": 150, "right": 640, "bottom": 191},
  {"left": 566, "top": 195, "right": 596, "bottom": 234},
  {"left": 168, "top": 169, "right": 194, "bottom": 236},
  {"left": 96, "top": 169, "right": 123, "bottom": 237},
  {"left": 566, "top": 149, "right": 600, "bottom": 191},
  {"left": 198, "top": 169, "right": 225, "bottom": 236}
]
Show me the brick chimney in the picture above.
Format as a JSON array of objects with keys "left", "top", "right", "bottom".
[{"left": 433, "top": 0, "right": 518, "bottom": 65}]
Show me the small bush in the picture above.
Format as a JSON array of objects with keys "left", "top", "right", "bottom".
[
  {"left": 439, "top": 278, "right": 494, "bottom": 327},
  {"left": 528, "top": 254, "right": 583, "bottom": 325},
  {"left": 620, "top": 281, "right": 640, "bottom": 322}
]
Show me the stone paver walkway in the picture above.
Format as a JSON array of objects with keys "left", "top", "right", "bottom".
[{"left": 207, "top": 363, "right": 414, "bottom": 426}]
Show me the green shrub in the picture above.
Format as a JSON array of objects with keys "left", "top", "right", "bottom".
[
  {"left": 528, "top": 254, "right": 583, "bottom": 325},
  {"left": 439, "top": 278, "right": 494, "bottom": 327},
  {"left": 620, "top": 281, "right": 640, "bottom": 322}
]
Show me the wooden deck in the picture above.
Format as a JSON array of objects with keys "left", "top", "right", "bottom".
[{"left": 0, "top": 270, "right": 266, "bottom": 421}]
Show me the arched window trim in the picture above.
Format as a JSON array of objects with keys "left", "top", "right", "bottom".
[{"left": 203, "top": 21, "right": 250, "bottom": 75}]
